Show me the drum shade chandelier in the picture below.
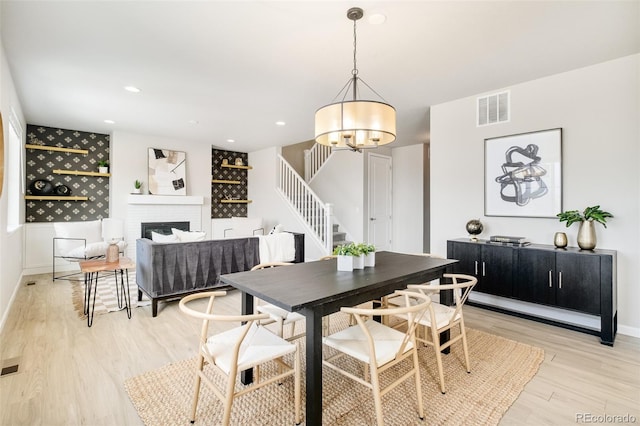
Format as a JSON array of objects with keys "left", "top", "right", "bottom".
[{"left": 314, "top": 7, "right": 396, "bottom": 152}]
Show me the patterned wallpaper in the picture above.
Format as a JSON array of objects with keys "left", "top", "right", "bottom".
[
  {"left": 25, "top": 125, "right": 110, "bottom": 222},
  {"left": 211, "top": 149, "right": 249, "bottom": 218}
]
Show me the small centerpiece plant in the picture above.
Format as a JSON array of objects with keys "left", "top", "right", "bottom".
[
  {"left": 556, "top": 205, "right": 613, "bottom": 228},
  {"left": 358, "top": 243, "right": 376, "bottom": 267},
  {"left": 333, "top": 242, "right": 376, "bottom": 270},
  {"left": 557, "top": 205, "right": 613, "bottom": 250}
]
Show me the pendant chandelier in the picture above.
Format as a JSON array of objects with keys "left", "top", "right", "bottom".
[{"left": 314, "top": 7, "right": 396, "bottom": 152}]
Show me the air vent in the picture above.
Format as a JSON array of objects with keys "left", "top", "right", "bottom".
[{"left": 477, "top": 91, "right": 509, "bottom": 127}]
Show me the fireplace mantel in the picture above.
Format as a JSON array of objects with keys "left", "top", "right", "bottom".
[{"left": 127, "top": 195, "right": 204, "bottom": 205}]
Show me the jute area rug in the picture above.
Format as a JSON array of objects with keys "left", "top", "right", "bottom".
[
  {"left": 124, "top": 313, "right": 544, "bottom": 425},
  {"left": 70, "top": 270, "right": 149, "bottom": 317}
]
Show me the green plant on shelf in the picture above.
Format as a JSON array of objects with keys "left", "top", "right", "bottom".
[
  {"left": 556, "top": 205, "right": 613, "bottom": 228},
  {"left": 97, "top": 160, "right": 109, "bottom": 167},
  {"left": 134, "top": 180, "right": 142, "bottom": 189}
]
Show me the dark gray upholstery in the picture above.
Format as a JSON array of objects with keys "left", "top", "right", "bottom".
[{"left": 136, "top": 233, "right": 305, "bottom": 316}]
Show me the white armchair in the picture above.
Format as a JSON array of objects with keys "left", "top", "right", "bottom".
[{"left": 53, "top": 218, "right": 127, "bottom": 281}]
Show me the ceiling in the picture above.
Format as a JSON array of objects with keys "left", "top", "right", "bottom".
[{"left": 1, "top": 1, "right": 638, "bottom": 153}]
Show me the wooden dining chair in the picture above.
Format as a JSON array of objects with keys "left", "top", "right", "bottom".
[
  {"left": 179, "top": 291, "right": 301, "bottom": 426},
  {"left": 251, "top": 262, "right": 306, "bottom": 341},
  {"left": 322, "top": 290, "right": 432, "bottom": 426},
  {"left": 388, "top": 273, "right": 478, "bottom": 394}
]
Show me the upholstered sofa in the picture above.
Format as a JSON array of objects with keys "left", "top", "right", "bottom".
[{"left": 136, "top": 233, "right": 304, "bottom": 316}]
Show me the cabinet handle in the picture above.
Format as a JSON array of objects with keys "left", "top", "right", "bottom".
[
  {"left": 558, "top": 271, "right": 562, "bottom": 289},
  {"left": 474, "top": 261, "right": 478, "bottom": 275},
  {"left": 548, "top": 270, "right": 552, "bottom": 288},
  {"left": 482, "top": 262, "right": 486, "bottom": 277}
]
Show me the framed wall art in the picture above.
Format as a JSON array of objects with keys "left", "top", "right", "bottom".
[
  {"left": 484, "top": 128, "right": 562, "bottom": 218},
  {"left": 148, "top": 148, "right": 187, "bottom": 195}
]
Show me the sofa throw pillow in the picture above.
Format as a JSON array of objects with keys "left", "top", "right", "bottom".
[
  {"left": 172, "top": 228, "right": 206, "bottom": 242},
  {"left": 151, "top": 231, "right": 179, "bottom": 243}
]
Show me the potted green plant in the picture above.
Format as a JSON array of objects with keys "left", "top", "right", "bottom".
[
  {"left": 133, "top": 179, "right": 143, "bottom": 194},
  {"left": 358, "top": 243, "right": 376, "bottom": 267},
  {"left": 557, "top": 205, "right": 613, "bottom": 250},
  {"left": 97, "top": 160, "right": 109, "bottom": 173},
  {"left": 333, "top": 243, "right": 361, "bottom": 271}
]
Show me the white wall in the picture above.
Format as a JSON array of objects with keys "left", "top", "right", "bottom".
[
  {"left": 431, "top": 55, "right": 640, "bottom": 336},
  {"left": 110, "top": 131, "right": 213, "bottom": 240},
  {"left": 310, "top": 150, "right": 365, "bottom": 243},
  {"left": 0, "top": 39, "right": 26, "bottom": 330},
  {"left": 391, "top": 144, "right": 424, "bottom": 253}
]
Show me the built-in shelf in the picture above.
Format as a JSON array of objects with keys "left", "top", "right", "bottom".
[
  {"left": 25, "top": 195, "right": 88, "bottom": 201},
  {"left": 220, "top": 199, "right": 252, "bottom": 204},
  {"left": 25, "top": 144, "right": 89, "bottom": 155},
  {"left": 221, "top": 163, "right": 252, "bottom": 170},
  {"left": 53, "top": 169, "right": 110, "bottom": 177},
  {"left": 211, "top": 179, "right": 241, "bottom": 184}
]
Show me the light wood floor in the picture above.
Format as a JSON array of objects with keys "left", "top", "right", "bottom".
[{"left": 1, "top": 273, "right": 639, "bottom": 425}]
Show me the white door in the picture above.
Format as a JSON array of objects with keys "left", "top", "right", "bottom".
[{"left": 368, "top": 153, "right": 392, "bottom": 250}]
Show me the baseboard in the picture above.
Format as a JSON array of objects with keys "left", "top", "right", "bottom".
[{"left": 0, "top": 271, "right": 25, "bottom": 334}]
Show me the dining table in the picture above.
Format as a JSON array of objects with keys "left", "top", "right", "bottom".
[{"left": 220, "top": 250, "right": 458, "bottom": 426}]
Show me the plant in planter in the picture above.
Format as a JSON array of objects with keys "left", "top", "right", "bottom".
[
  {"left": 333, "top": 243, "right": 364, "bottom": 271},
  {"left": 133, "top": 179, "right": 143, "bottom": 194},
  {"left": 556, "top": 205, "right": 613, "bottom": 250},
  {"left": 97, "top": 160, "right": 109, "bottom": 173},
  {"left": 358, "top": 243, "right": 376, "bottom": 267}
]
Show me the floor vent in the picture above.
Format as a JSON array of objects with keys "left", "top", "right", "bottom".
[
  {"left": 1, "top": 364, "right": 19, "bottom": 377},
  {"left": 477, "top": 91, "right": 510, "bottom": 126},
  {"left": 26, "top": 281, "right": 36, "bottom": 286},
  {"left": 1, "top": 357, "right": 21, "bottom": 377}
]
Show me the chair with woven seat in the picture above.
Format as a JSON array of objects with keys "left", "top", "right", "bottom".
[
  {"left": 179, "top": 291, "right": 301, "bottom": 426},
  {"left": 388, "top": 273, "right": 478, "bottom": 394},
  {"left": 251, "top": 262, "right": 306, "bottom": 341},
  {"left": 322, "top": 290, "right": 432, "bottom": 426}
]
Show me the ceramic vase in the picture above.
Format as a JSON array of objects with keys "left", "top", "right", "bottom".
[
  {"left": 364, "top": 252, "right": 376, "bottom": 267},
  {"left": 337, "top": 255, "right": 353, "bottom": 271},
  {"left": 553, "top": 232, "right": 568, "bottom": 248},
  {"left": 353, "top": 254, "right": 365, "bottom": 269},
  {"left": 577, "top": 220, "right": 596, "bottom": 250}
]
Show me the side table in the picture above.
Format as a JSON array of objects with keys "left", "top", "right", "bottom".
[{"left": 79, "top": 257, "right": 135, "bottom": 327}]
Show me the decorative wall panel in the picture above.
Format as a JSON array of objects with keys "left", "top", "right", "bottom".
[
  {"left": 211, "top": 149, "right": 248, "bottom": 218},
  {"left": 25, "top": 125, "right": 110, "bottom": 222}
]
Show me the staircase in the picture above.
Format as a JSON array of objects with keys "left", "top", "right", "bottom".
[{"left": 277, "top": 154, "right": 350, "bottom": 255}]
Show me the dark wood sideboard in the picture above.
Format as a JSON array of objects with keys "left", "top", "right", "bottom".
[{"left": 447, "top": 238, "right": 617, "bottom": 345}]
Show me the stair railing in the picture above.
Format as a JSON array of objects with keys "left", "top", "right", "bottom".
[
  {"left": 277, "top": 154, "right": 333, "bottom": 253},
  {"left": 304, "top": 143, "right": 333, "bottom": 182}
]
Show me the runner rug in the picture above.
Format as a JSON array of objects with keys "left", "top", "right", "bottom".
[{"left": 124, "top": 314, "right": 544, "bottom": 425}]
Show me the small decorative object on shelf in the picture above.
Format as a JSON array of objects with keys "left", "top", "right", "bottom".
[
  {"left": 133, "top": 179, "right": 143, "bottom": 194},
  {"left": 557, "top": 205, "right": 613, "bottom": 250},
  {"left": 222, "top": 159, "right": 228, "bottom": 165},
  {"left": 97, "top": 160, "right": 109, "bottom": 173},
  {"left": 465, "top": 219, "right": 483, "bottom": 241},
  {"left": 29, "top": 179, "right": 54, "bottom": 196},
  {"left": 234, "top": 158, "right": 243, "bottom": 166},
  {"left": 553, "top": 232, "right": 568, "bottom": 249},
  {"left": 54, "top": 184, "right": 71, "bottom": 196}
]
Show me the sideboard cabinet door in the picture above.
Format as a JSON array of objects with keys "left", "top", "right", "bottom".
[
  {"left": 517, "top": 248, "right": 556, "bottom": 305},
  {"left": 447, "top": 240, "right": 514, "bottom": 297},
  {"left": 555, "top": 252, "right": 601, "bottom": 315}
]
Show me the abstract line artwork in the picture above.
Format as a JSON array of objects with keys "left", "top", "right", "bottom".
[
  {"left": 148, "top": 148, "right": 187, "bottom": 195},
  {"left": 485, "top": 129, "right": 562, "bottom": 218}
]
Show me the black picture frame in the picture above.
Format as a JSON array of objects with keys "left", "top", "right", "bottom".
[{"left": 484, "top": 128, "right": 562, "bottom": 218}]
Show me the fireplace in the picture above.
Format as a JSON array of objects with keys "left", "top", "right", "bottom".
[{"left": 141, "top": 221, "right": 190, "bottom": 239}]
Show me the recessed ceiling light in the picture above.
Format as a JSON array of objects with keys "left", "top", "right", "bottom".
[
  {"left": 188, "top": 119, "right": 199, "bottom": 125},
  {"left": 368, "top": 13, "right": 386, "bottom": 25},
  {"left": 226, "top": 139, "right": 235, "bottom": 143},
  {"left": 104, "top": 119, "right": 115, "bottom": 124},
  {"left": 124, "top": 86, "right": 141, "bottom": 93},
  {"left": 275, "top": 121, "right": 286, "bottom": 126}
]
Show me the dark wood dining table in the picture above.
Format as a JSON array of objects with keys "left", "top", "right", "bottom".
[{"left": 220, "top": 251, "right": 457, "bottom": 426}]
